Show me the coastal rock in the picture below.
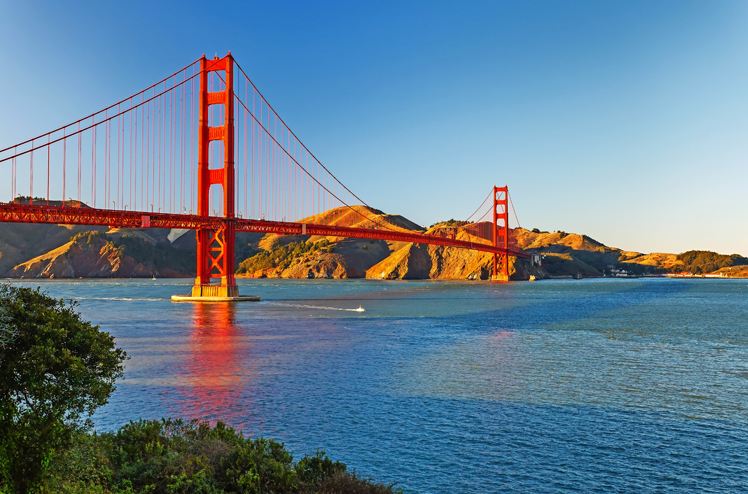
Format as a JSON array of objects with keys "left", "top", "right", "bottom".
[
  {"left": 366, "top": 243, "right": 432, "bottom": 279},
  {"left": 282, "top": 253, "right": 349, "bottom": 279}
]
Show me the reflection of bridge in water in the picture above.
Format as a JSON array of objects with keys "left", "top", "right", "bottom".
[
  {"left": 0, "top": 53, "right": 528, "bottom": 299},
  {"left": 181, "top": 303, "right": 248, "bottom": 421}
]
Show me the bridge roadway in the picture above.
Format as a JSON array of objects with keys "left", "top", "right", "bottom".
[{"left": 0, "top": 203, "right": 529, "bottom": 259}]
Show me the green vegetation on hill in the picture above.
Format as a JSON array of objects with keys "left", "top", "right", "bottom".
[
  {"left": 236, "top": 240, "right": 333, "bottom": 275},
  {"left": 10, "top": 196, "right": 47, "bottom": 204},
  {"left": 428, "top": 219, "right": 464, "bottom": 229},
  {"left": 46, "top": 419, "right": 400, "bottom": 494},
  {"left": 674, "top": 250, "right": 748, "bottom": 274}
]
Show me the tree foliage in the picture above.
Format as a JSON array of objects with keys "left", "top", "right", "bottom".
[
  {"left": 428, "top": 219, "right": 465, "bottom": 229},
  {"left": 46, "top": 419, "right": 401, "bottom": 494},
  {"left": 675, "top": 250, "right": 748, "bottom": 274},
  {"left": 0, "top": 284, "right": 127, "bottom": 493}
]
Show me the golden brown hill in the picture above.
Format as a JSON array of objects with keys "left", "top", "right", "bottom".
[
  {"left": 0, "top": 223, "right": 109, "bottom": 274},
  {"left": 514, "top": 229, "right": 612, "bottom": 252},
  {"left": 299, "top": 205, "right": 423, "bottom": 232},
  {"left": 619, "top": 252, "right": 684, "bottom": 270},
  {"left": 241, "top": 206, "right": 423, "bottom": 279},
  {"left": 6, "top": 230, "right": 193, "bottom": 278}
]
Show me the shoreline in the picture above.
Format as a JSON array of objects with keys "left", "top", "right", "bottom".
[{"left": 5, "top": 275, "right": 746, "bottom": 283}]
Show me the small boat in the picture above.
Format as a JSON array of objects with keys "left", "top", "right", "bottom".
[
  {"left": 354, "top": 306, "right": 365, "bottom": 312},
  {"left": 529, "top": 275, "right": 536, "bottom": 282},
  {"left": 152, "top": 275, "right": 156, "bottom": 280}
]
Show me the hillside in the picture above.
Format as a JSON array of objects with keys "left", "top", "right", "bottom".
[
  {"left": 7, "top": 230, "right": 194, "bottom": 278},
  {"left": 1, "top": 222, "right": 263, "bottom": 279},
  {"left": 1, "top": 205, "right": 744, "bottom": 280}
]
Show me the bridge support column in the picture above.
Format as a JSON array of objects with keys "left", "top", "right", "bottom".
[
  {"left": 492, "top": 185, "right": 510, "bottom": 282},
  {"left": 173, "top": 52, "right": 258, "bottom": 302}
]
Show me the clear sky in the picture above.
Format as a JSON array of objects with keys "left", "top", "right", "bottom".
[{"left": 1, "top": 0, "right": 746, "bottom": 255}]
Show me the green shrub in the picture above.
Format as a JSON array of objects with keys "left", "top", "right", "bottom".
[{"left": 46, "top": 419, "right": 402, "bottom": 494}]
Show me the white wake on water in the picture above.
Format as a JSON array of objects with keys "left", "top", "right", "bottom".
[
  {"left": 267, "top": 302, "right": 365, "bottom": 312},
  {"left": 73, "top": 297, "right": 165, "bottom": 302}
]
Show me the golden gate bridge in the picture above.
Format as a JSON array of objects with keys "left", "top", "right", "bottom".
[{"left": 0, "top": 52, "right": 528, "bottom": 301}]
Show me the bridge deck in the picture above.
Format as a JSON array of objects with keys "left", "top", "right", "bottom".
[{"left": 0, "top": 203, "right": 529, "bottom": 258}]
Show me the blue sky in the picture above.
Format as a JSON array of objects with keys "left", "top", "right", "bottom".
[{"left": 1, "top": 0, "right": 746, "bottom": 255}]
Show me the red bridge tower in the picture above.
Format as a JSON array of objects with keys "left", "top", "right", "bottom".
[
  {"left": 192, "top": 53, "right": 238, "bottom": 298},
  {"left": 492, "top": 185, "right": 510, "bottom": 281}
]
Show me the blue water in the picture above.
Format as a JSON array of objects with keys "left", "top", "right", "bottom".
[{"left": 10, "top": 278, "right": 748, "bottom": 492}]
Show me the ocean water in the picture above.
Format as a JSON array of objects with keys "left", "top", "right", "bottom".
[{"left": 9, "top": 278, "right": 748, "bottom": 493}]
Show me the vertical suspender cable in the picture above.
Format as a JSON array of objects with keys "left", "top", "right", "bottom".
[
  {"left": 170, "top": 78, "right": 174, "bottom": 213},
  {"left": 181, "top": 72, "right": 185, "bottom": 213},
  {"left": 191, "top": 66, "right": 195, "bottom": 214},
  {"left": 274, "top": 114, "right": 277, "bottom": 220},
  {"left": 244, "top": 82, "right": 248, "bottom": 218},
  {"left": 93, "top": 121, "right": 97, "bottom": 208},
  {"left": 259, "top": 99, "right": 262, "bottom": 218},
  {"left": 146, "top": 99, "right": 150, "bottom": 209},
  {"left": 141, "top": 96, "right": 145, "bottom": 211},
  {"left": 46, "top": 135, "right": 50, "bottom": 205},
  {"left": 116, "top": 105, "right": 120, "bottom": 209},
  {"left": 77, "top": 123, "right": 81, "bottom": 202},
  {"left": 131, "top": 99, "right": 135, "bottom": 209},
  {"left": 92, "top": 116, "right": 96, "bottom": 208},
  {"left": 12, "top": 147, "right": 17, "bottom": 202},
  {"left": 104, "top": 112, "right": 108, "bottom": 207},
  {"left": 121, "top": 111, "right": 125, "bottom": 208},
  {"left": 252, "top": 87, "right": 255, "bottom": 219},
  {"left": 158, "top": 93, "right": 162, "bottom": 211},
  {"left": 30, "top": 140, "right": 33, "bottom": 204}
]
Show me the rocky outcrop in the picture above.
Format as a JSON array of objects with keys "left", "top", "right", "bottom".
[
  {"left": 282, "top": 253, "right": 349, "bottom": 279},
  {"left": 366, "top": 243, "right": 432, "bottom": 280},
  {"left": 364, "top": 242, "right": 547, "bottom": 280}
]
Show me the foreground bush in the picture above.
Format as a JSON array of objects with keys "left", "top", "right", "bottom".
[
  {"left": 47, "top": 418, "right": 401, "bottom": 494},
  {"left": 0, "top": 284, "right": 126, "bottom": 493}
]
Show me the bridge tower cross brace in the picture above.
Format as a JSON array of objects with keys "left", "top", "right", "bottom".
[
  {"left": 192, "top": 53, "right": 238, "bottom": 298},
  {"left": 492, "top": 185, "right": 510, "bottom": 281}
]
